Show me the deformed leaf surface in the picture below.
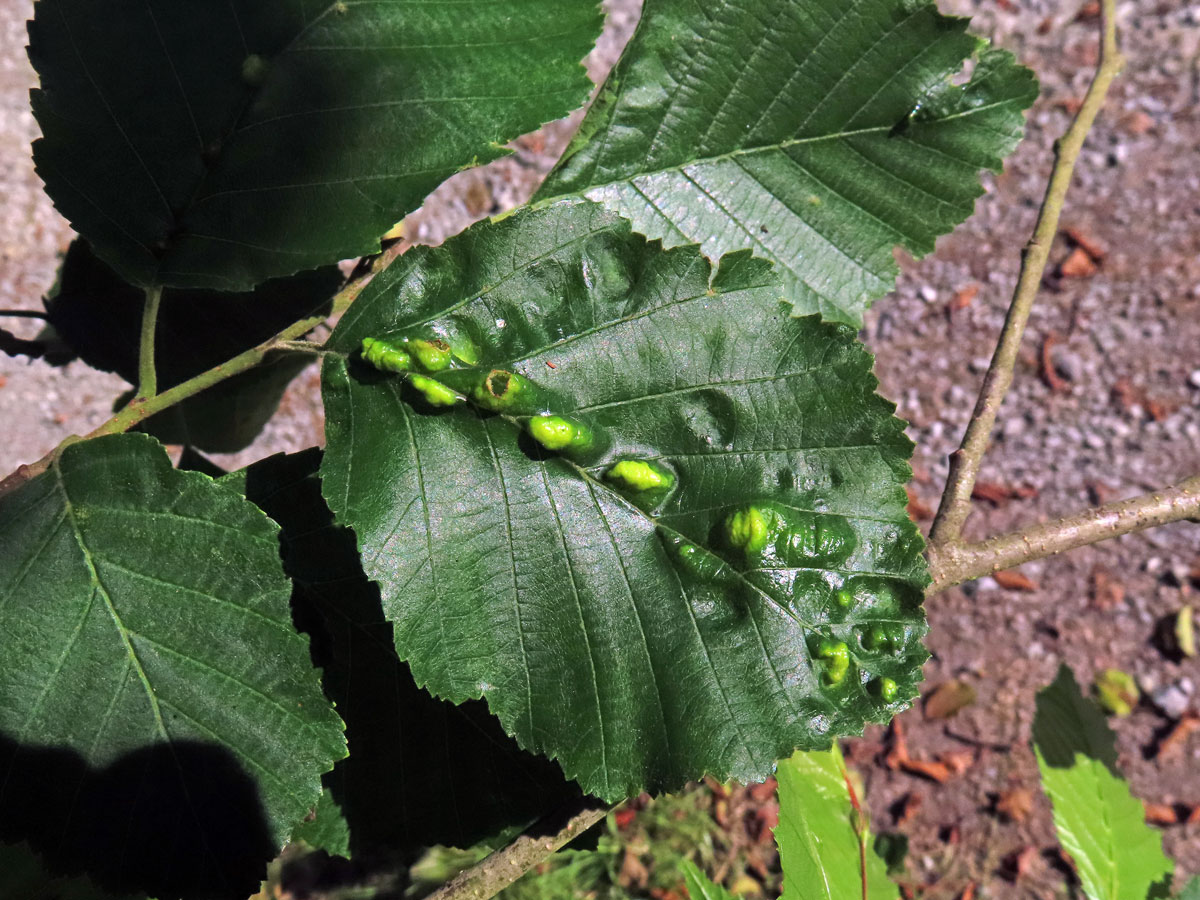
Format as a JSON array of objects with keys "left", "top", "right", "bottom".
[
  {"left": 537, "top": 0, "right": 1038, "bottom": 325},
  {"left": 320, "top": 199, "right": 928, "bottom": 801}
]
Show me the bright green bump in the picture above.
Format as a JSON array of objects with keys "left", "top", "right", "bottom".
[
  {"left": 725, "top": 506, "right": 773, "bottom": 554},
  {"left": 776, "top": 514, "right": 856, "bottom": 566},
  {"left": 361, "top": 337, "right": 411, "bottom": 373},
  {"left": 448, "top": 334, "right": 480, "bottom": 365},
  {"left": 527, "top": 415, "right": 593, "bottom": 453},
  {"left": 410, "top": 338, "right": 453, "bottom": 372},
  {"left": 835, "top": 588, "right": 855, "bottom": 608},
  {"left": 1093, "top": 668, "right": 1139, "bottom": 717},
  {"left": 863, "top": 624, "right": 889, "bottom": 651},
  {"left": 877, "top": 677, "right": 899, "bottom": 702},
  {"left": 409, "top": 374, "right": 460, "bottom": 407},
  {"left": 241, "top": 54, "right": 269, "bottom": 87},
  {"left": 606, "top": 459, "right": 674, "bottom": 493},
  {"left": 817, "top": 639, "right": 850, "bottom": 686},
  {"left": 472, "top": 369, "right": 528, "bottom": 412}
]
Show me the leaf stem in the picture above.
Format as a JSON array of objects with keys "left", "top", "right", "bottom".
[
  {"left": 928, "top": 0, "right": 1124, "bottom": 546},
  {"left": 927, "top": 474, "right": 1200, "bottom": 593},
  {"left": 423, "top": 798, "right": 612, "bottom": 900},
  {"left": 0, "top": 313, "right": 326, "bottom": 498},
  {"left": 137, "top": 284, "right": 164, "bottom": 399},
  {"left": 0, "top": 309, "right": 50, "bottom": 320}
]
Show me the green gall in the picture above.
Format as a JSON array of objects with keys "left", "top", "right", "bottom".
[
  {"left": 862, "top": 622, "right": 904, "bottom": 653},
  {"left": 667, "top": 537, "right": 731, "bottom": 584},
  {"left": 605, "top": 459, "right": 674, "bottom": 494},
  {"left": 775, "top": 513, "right": 856, "bottom": 566},
  {"left": 817, "top": 639, "right": 850, "bottom": 686},
  {"left": 241, "top": 54, "right": 269, "bottom": 87},
  {"left": 877, "top": 677, "right": 899, "bottom": 702},
  {"left": 1093, "top": 668, "right": 1139, "bottom": 717},
  {"left": 835, "top": 588, "right": 855, "bottom": 608},
  {"left": 409, "top": 374, "right": 460, "bottom": 407},
  {"left": 725, "top": 506, "right": 775, "bottom": 555},
  {"left": 447, "top": 334, "right": 480, "bottom": 365},
  {"left": 472, "top": 369, "right": 530, "bottom": 412},
  {"left": 410, "top": 338, "right": 452, "bottom": 372},
  {"left": 527, "top": 415, "right": 594, "bottom": 453},
  {"left": 361, "top": 337, "right": 412, "bottom": 373}
]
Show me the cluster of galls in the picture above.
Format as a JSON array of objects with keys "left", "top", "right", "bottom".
[{"left": 359, "top": 334, "right": 676, "bottom": 504}]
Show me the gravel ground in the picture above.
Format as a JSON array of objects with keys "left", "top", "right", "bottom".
[{"left": 2, "top": 0, "right": 1199, "bottom": 896}]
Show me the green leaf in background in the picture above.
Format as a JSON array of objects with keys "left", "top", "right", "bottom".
[
  {"left": 681, "top": 859, "right": 738, "bottom": 900},
  {"left": 1033, "top": 666, "right": 1174, "bottom": 900},
  {"left": 320, "top": 199, "right": 928, "bottom": 802},
  {"left": 45, "top": 240, "right": 341, "bottom": 453},
  {"left": 537, "top": 0, "right": 1037, "bottom": 325},
  {"left": 0, "top": 842, "right": 143, "bottom": 900},
  {"left": 776, "top": 748, "right": 898, "bottom": 900},
  {"left": 0, "top": 434, "right": 345, "bottom": 900},
  {"left": 1179, "top": 878, "right": 1200, "bottom": 900},
  {"left": 222, "top": 450, "right": 580, "bottom": 857},
  {"left": 29, "top": 0, "right": 602, "bottom": 291}
]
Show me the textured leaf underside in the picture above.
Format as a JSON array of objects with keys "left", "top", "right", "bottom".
[
  {"left": 538, "top": 0, "right": 1038, "bottom": 324},
  {"left": 320, "top": 199, "right": 928, "bottom": 801},
  {"left": 0, "top": 435, "right": 345, "bottom": 894},
  {"left": 29, "top": 0, "right": 601, "bottom": 290},
  {"left": 1033, "top": 667, "right": 1173, "bottom": 900}
]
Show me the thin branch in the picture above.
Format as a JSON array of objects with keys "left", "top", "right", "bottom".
[
  {"left": 424, "top": 799, "right": 612, "bottom": 900},
  {"left": 927, "top": 474, "right": 1200, "bottom": 593},
  {"left": 137, "top": 285, "right": 164, "bottom": 399},
  {"left": 0, "top": 309, "right": 50, "bottom": 320},
  {"left": 0, "top": 313, "right": 326, "bottom": 498},
  {"left": 928, "top": 0, "right": 1124, "bottom": 546}
]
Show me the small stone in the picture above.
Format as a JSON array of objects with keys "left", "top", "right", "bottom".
[
  {"left": 920, "top": 285, "right": 938, "bottom": 303},
  {"left": 1151, "top": 683, "right": 1191, "bottom": 719},
  {"left": 1188, "top": 370, "right": 1200, "bottom": 389}
]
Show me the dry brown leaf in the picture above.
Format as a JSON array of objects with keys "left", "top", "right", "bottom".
[
  {"left": 1040, "top": 332, "right": 1069, "bottom": 392},
  {"left": 1156, "top": 714, "right": 1200, "bottom": 760},
  {"left": 1188, "top": 804, "right": 1200, "bottom": 825},
  {"left": 900, "top": 758, "right": 954, "bottom": 783},
  {"left": 1059, "top": 247, "right": 1098, "bottom": 278},
  {"left": 924, "top": 680, "right": 978, "bottom": 720},
  {"left": 1004, "top": 846, "right": 1038, "bottom": 880},
  {"left": 938, "top": 750, "right": 976, "bottom": 775},
  {"left": 1143, "top": 801, "right": 1178, "bottom": 825},
  {"left": 996, "top": 787, "right": 1035, "bottom": 823},
  {"left": 957, "top": 882, "right": 977, "bottom": 900},
  {"left": 896, "top": 791, "right": 923, "bottom": 826},
  {"left": 949, "top": 283, "right": 979, "bottom": 311},
  {"left": 1089, "top": 566, "right": 1126, "bottom": 610},
  {"left": 886, "top": 718, "right": 910, "bottom": 770},
  {"left": 1075, "top": 0, "right": 1100, "bottom": 20},
  {"left": 619, "top": 850, "right": 649, "bottom": 890},
  {"left": 994, "top": 570, "right": 1039, "bottom": 592},
  {"left": 748, "top": 777, "right": 777, "bottom": 803},
  {"left": 1064, "top": 226, "right": 1107, "bottom": 261},
  {"left": 907, "top": 485, "right": 933, "bottom": 521},
  {"left": 971, "top": 481, "right": 1014, "bottom": 506}
]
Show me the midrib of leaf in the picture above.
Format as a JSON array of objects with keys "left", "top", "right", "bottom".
[{"left": 51, "top": 460, "right": 171, "bottom": 746}]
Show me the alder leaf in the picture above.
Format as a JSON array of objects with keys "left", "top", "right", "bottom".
[
  {"left": 222, "top": 450, "right": 580, "bottom": 857},
  {"left": 537, "top": 0, "right": 1037, "bottom": 325},
  {"left": 0, "top": 434, "right": 345, "bottom": 899},
  {"left": 320, "top": 199, "right": 928, "bottom": 801},
  {"left": 28, "top": 0, "right": 601, "bottom": 291},
  {"left": 1033, "top": 666, "right": 1174, "bottom": 900},
  {"left": 776, "top": 748, "right": 897, "bottom": 900}
]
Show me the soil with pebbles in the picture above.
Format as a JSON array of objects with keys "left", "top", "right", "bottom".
[{"left": 2, "top": 0, "right": 1198, "bottom": 896}]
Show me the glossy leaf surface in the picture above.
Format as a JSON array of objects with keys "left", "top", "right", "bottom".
[
  {"left": 1033, "top": 667, "right": 1173, "bottom": 900},
  {"left": 776, "top": 748, "right": 897, "bottom": 900},
  {"left": 0, "top": 435, "right": 345, "bottom": 898},
  {"left": 321, "top": 200, "right": 927, "bottom": 801},
  {"left": 538, "top": 0, "right": 1037, "bottom": 324},
  {"left": 222, "top": 450, "right": 579, "bottom": 857},
  {"left": 29, "top": 0, "right": 601, "bottom": 290}
]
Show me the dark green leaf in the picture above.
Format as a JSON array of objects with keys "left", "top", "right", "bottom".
[
  {"left": 537, "top": 0, "right": 1037, "bottom": 325},
  {"left": 222, "top": 449, "right": 580, "bottom": 857},
  {"left": 320, "top": 199, "right": 928, "bottom": 801},
  {"left": 29, "top": 0, "right": 601, "bottom": 290},
  {"left": 1033, "top": 666, "right": 1173, "bottom": 900},
  {"left": 776, "top": 748, "right": 897, "bottom": 900},
  {"left": 681, "top": 860, "right": 737, "bottom": 900},
  {"left": 0, "top": 842, "right": 139, "bottom": 900},
  {"left": 0, "top": 434, "right": 345, "bottom": 899},
  {"left": 45, "top": 240, "right": 340, "bottom": 453},
  {"left": 1178, "top": 877, "right": 1200, "bottom": 900}
]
